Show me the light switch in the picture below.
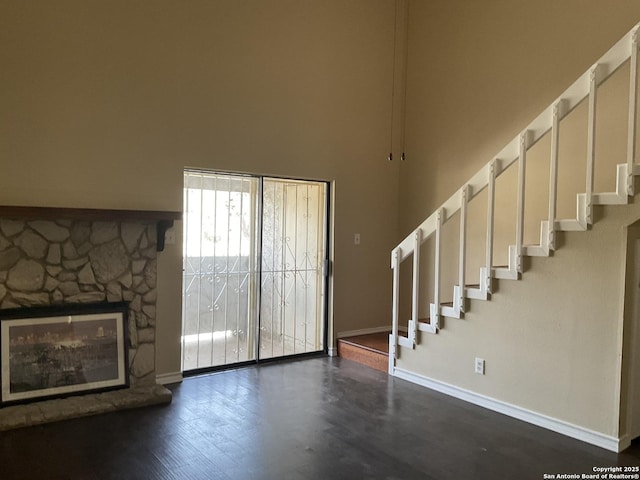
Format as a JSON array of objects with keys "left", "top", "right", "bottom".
[{"left": 354, "top": 233, "right": 361, "bottom": 245}]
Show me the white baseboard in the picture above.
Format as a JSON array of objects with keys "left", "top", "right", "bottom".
[
  {"left": 156, "top": 372, "right": 183, "bottom": 385},
  {"left": 337, "top": 326, "right": 406, "bottom": 338},
  {"left": 393, "top": 367, "right": 623, "bottom": 453},
  {"left": 618, "top": 434, "right": 632, "bottom": 452},
  {"left": 327, "top": 347, "right": 338, "bottom": 357}
]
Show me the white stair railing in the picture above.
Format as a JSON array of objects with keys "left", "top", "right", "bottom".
[{"left": 390, "top": 23, "right": 640, "bottom": 372}]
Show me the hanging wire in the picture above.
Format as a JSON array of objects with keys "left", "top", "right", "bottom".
[
  {"left": 388, "top": 0, "right": 399, "bottom": 162},
  {"left": 400, "top": 0, "right": 410, "bottom": 162},
  {"left": 389, "top": 0, "right": 409, "bottom": 162}
]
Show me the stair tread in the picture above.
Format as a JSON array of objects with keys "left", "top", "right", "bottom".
[{"left": 555, "top": 218, "right": 581, "bottom": 223}]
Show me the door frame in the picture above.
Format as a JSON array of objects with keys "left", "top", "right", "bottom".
[{"left": 181, "top": 169, "right": 333, "bottom": 375}]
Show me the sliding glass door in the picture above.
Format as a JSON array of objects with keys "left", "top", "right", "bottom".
[{"left": 182, "top": 171, "right": 328, "bottom": 372}]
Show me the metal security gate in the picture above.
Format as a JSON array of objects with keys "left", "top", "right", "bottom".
[
  {"left": 182, "top": 171, "right": 328, "bottom": 372},
  {"left": 259, "top": 178, "right": 327, "bottom": 359}
]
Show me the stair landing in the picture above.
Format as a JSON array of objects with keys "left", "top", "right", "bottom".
[{"left": 337, "top": 332, "right": 389, "bottom": 373}]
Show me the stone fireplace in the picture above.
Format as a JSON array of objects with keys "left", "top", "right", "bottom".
[{"left": 0, "top": 206, "right": 180, "bottom": 429}]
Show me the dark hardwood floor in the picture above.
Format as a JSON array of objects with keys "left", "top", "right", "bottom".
[{"left": 1, "top": 356, "right": 639, "bottom": 479}]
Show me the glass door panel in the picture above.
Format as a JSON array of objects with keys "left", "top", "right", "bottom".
[{"left": 182, "top": 172, "right": 259, "bottom": 370}]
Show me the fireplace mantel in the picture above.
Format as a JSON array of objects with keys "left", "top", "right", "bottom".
[{"left": 0, "top": 206, "right": 181, "bottom": 251}]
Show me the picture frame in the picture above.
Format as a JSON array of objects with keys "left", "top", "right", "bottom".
[{"left": 0, "top": 302, "right": 129, "bottom": 405}]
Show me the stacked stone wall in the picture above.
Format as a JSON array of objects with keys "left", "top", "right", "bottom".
[{"left": 0, "top": 219, "right": 157, "bottom": 386}]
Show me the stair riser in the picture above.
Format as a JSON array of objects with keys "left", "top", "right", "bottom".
[{"left": 337, "top": 341, "right": 388, "bottom": 373}]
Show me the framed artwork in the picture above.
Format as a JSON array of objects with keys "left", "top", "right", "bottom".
[{"left": 0, "top": 302, "right": 129, "bottom": 405}]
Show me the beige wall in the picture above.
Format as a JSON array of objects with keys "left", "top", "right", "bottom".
[
  {"left": 398, "top": 0, "right": 640, "bottom": 438},
  {"left": 0, "top": 0, "right": 401, "bottom": 375},
  {"left": 5, "top": 0, "right": 640, "bottom": 440}
]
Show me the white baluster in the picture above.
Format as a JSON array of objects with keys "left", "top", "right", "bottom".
[
  {"left": 485, "top": 160, "right": 496, "bottom": 294},
  {"left": 586, "top": 64, "right": 600, "bottom": 224},
  {"left": 548, "top": 101, "right": 563, "bottom": 250},
  {"left": 628, "top": 27, "right": 639, "bottom": 196},
  {"left": 432, "top": 209, "right": 442, "bottom": 330},
  {"left": 515, "top": 131, "right": 528, "bottom": 274},
  {"left": 390, "top": 249, "right": 399, "bottom": 371},
  {"left": 411, "top": 230, "right": 421, "bottom": 346},
  {"left": 458, "top": 185, "right": 468, "bottom": 312}
]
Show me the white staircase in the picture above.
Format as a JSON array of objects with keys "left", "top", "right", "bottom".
[{"left": 389, "top": 23, "right": 640, "bottom": 373}]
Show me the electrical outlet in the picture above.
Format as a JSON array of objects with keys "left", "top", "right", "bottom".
[{"left": 475, "top": 357, "right": 485, "bottom": 375}]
